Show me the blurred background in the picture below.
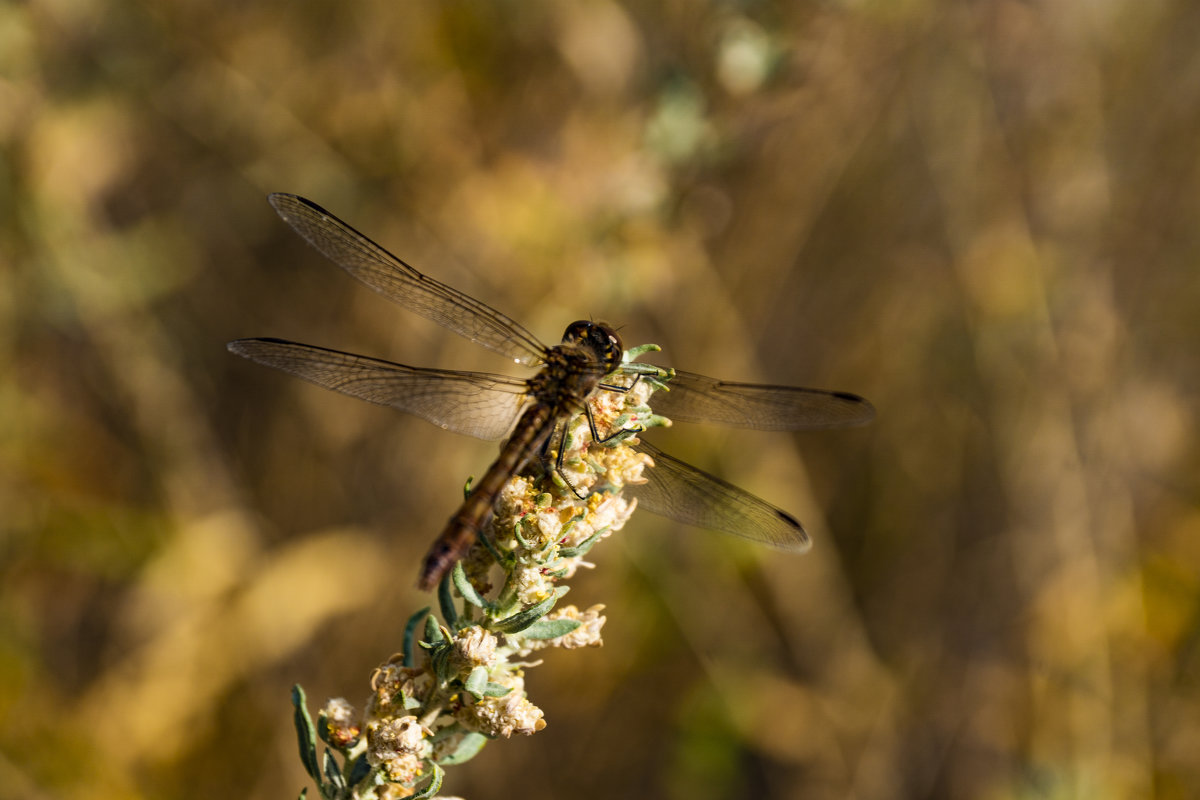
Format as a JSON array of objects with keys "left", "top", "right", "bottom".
[{"left": 3, "top": 1, "right": 1199, "bottom": 798}]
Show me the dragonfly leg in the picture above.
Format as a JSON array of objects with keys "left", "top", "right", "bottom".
[
  {"left": 597, "top": 373, "right": 641, "bottom": 395},
  {"left": 541, "top": 385, "right": 652, "bottom": 502},
  {"left": 540, "top": 423, "right": 589, "bottom": 500},
  {"left": 583, "top": 400, "right": 645, "bottom": 446}
]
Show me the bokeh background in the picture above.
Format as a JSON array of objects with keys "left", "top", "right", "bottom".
[{"left": 4, "top": 1, "right": 1199, "bottom": 798}]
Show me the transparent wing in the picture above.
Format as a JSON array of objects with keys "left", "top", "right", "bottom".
[
  {"left": 228, "top": 338, "right": 529, "bottom": 440},
  {"left": 628, "top": 440, "right": 811, "bottom": 552},
  {"left": 269, "top": 194, "right": 548, "bottom": 367},
  {"left": 647, "top": 369, "right": 875, "bottom": 430}
]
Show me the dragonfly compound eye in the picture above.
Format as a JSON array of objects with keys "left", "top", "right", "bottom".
[
  {"left": 600, "top": 326, "right": 624, "bottom": 373},
  {"left": 563, "top": 321, "right": 623, "bottom": 371},
  {"left": 561, "top": 320, "right": 593, "bottom": 345}
]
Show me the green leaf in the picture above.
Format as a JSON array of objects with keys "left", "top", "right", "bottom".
[
  {"left": 323, "top": 749, "right": 345, "bottom": 792},
  {"left": 315, "top": 709, "right": 332, "bottom": 749},
  {"left": 558, "top": 528, "right": 608, "bottom": 558},
  {"left": 424, "top": 614, "right": 445, "bottom": 645},
  {"left": 292, "top": 685, "right": 321, "bottom": 782},
  {"left": 437, "top": 576, "right": 458, "bottom": 628},
  {"left": 520, "top": 617, "right": 583, "bottom": 640},
  {"left": 491, "top": 587, "right": 568, "bottom": 634},
  {"left": 463, "top": 665, "right": 489, "bottom": 699},
  {"left": 622, "top": 343, "right": 663, "bottom": 361},
  {"left": 437, "top": 731, "right": 490, "bottom": 765},
  {"left": 478, "top": 524, "right": 506, "bottom": 564},
  {"left": 297, "top": 788, "right": 307, "bottom": 800},
  {"left": 346, "top": 754, "right": 371, "bottom": 788},
  {"left": 512, "top": 515, "right": 535, "bottom": 548},
  {"left": 452, "top": 562, "right": 489, "bottom": 610},
  {"left": 402, "top": 606, "right": 431, "bottom": 668},
  {"left": 639, "top": 412, "right": 673, "bottom": 430},
  {"left": 408, "top": 763, "right": 445, "bottom": 800},
  {"left": 429, "top": 721, "right": 464, "bottom": 742},
  {"left": 600, "top": 423, "right": 641, "bottom": 446},
  {"left": 483, "top": 682, "right": 513, "bottom": 697},
  {"left": 429, "top": 640, "right": 453, "bottom": 685}
]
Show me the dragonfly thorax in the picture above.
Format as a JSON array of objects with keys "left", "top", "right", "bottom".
[{"left": 522, "top": 322, "right": 621, "bottom": 414}]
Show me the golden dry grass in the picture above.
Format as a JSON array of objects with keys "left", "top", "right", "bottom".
[{"left": 3, "top": 1, "right": 1199, "bottom": 798}]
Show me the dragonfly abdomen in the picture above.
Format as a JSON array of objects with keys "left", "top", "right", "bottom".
[{"left": 416, "top": 403, "right": 557, "bottom": 590}]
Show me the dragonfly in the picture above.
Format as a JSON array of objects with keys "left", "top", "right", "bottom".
[{"left": 229, "top": 194, "right": 875, "bottom": 591}]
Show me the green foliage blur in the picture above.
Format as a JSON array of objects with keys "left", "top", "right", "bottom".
[{"left": 3, "top": 1, "right": 1199, "bottom": 798}]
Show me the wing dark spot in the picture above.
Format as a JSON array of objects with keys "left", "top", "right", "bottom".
[{"left": 776, "top": 509, "right": 802, "bottom": 528}]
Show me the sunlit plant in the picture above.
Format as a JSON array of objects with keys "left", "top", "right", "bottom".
[{"left": 290, "top": 345, "right": 671, "bottom": 800}]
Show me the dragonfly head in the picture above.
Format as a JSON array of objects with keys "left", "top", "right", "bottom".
[{"left": 562, "top": 320, "right": 624, "bottom": 375}]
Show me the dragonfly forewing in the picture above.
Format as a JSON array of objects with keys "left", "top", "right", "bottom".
[
  {"left": 268, "top": 194, "right": 549, "bottom": 367},
  {"left": 228, "top": 338, "right": 530, "bottom": 441}
]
